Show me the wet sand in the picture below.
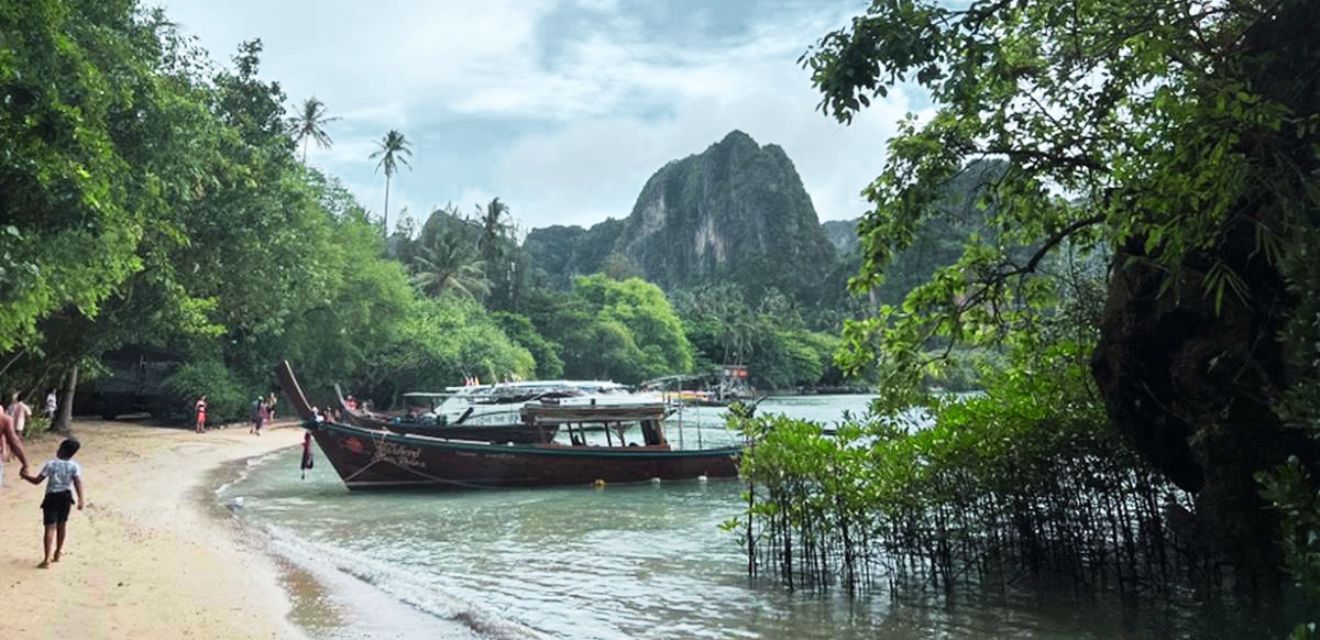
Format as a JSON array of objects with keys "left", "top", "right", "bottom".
[{"left": 0, "top": 420, "right": 307, "bottom": 639}]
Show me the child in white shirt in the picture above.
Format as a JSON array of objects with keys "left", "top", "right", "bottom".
[{"left": 20, "top": 438, "right": 85, "bottom": 568}]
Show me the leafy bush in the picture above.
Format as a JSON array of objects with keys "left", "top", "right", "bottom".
[
  {"left": 25, "top": 414, "right": 52, "bottom": 434},
  {"left": 357, "top": 296, "right": 535, "bottom": 406},
  {"left": 524, "top": 276, "right": 693, "bottom": 383},
  {"left": 163, "top": 360, "right": 248, "bottom": 424},
  {"left": 493, "top": 312, "right": 564, "bottom": 379}
]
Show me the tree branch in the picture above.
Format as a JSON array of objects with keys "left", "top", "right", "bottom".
[
  {"left": 1023, "top": 213, "right": 1106, "bottom": 274},
  {"left": 984, "top": 146, "right": 1110, "bottom": 174}
]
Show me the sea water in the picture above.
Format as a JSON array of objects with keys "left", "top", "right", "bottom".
[{"left": 219, "top": 396, "right": 1287, "bottom": 639}]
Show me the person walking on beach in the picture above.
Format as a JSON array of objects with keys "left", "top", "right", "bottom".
[
  {"left": 7, "top": 393, "right": 32, "bottom": 461},
  {"left": 19, "top": 438, "right": 84, "bottom": 568},
  {"left": 43, "top": 389, "right": 57, "bottom": 422},
  {"left": 194, "top": 395, "right": 207, "bottom": 434},
  {"left": 250, "top": 397, "right": 265, "bottom": 436},
  {"left": 0, "top": 410, "right": 31, "bottom": 486}
]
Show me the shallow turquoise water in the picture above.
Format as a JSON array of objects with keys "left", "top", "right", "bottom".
[{"left": 221, "top": 396, "right": 1288, "bottom": 639}]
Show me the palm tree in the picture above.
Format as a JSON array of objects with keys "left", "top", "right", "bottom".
[
  {"left": 289, "top": 97, "right": 339, "bottom": 163},
  {"left": 476, "top": 197, "right": 512, "bottom": 254},
  {"left": 370, "top": 129, "right": 412, "bottom": 234},
  {"left": 475, "top": 198, "right": 512, "bottom": 291},
  {"left": 410, "top": 224, "right": 489, "bottom": 299}
]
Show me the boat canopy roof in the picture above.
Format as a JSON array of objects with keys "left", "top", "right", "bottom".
[
  {"left": 436, "top": 380, "right": 629, "bottom": 393},
  {"left": 640, "top": 372, "right": 736, "bottom": 388},
  {"left": 520, "top": 401, "right": 669, "bottom": 424},
  {"left": 401, "top": 391, "right": 461, "bottom": 399}
]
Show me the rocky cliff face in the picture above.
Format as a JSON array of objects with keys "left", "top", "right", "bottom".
[
  {"left": 822, "top": 219, "right": 861, "bottom": 254},
  {"left": 523, "top": 219, "right": 624, "bottom": 290},
  {"left": 526, "top": 130, "right": 838, "bottom": 301}
]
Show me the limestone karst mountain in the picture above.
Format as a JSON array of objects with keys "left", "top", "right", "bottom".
[{"left": 525, "top": 130, "right": 838, "bottom": 303}]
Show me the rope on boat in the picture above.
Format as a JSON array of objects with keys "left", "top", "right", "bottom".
[{"left": 338, "top": 426, "right": 500, "bottom": 490}]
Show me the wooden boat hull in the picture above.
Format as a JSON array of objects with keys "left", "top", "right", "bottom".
[{"left": 309, "top": 420, "right": 741, "bottom": 490}]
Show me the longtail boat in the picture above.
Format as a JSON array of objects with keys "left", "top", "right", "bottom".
[
  {"left": 276, "top": 361, "right": 741, "bottom": 490},
  {"left": 333, "top": 384, "right": 557, "bottom": 444}
]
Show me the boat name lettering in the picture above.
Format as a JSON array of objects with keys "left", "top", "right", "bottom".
[{"left": 374, "top": 441, "right": 425, "bottom": 470}]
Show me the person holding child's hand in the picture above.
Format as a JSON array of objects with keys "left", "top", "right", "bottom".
[{"left": 0, "top": 411, "right": 29, "bottom": 484}]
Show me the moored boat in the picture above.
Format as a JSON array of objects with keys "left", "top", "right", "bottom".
[
  {"left": 333, "top": 385, "right": 558, "bottom": 444},
  {"left": 276, "top": 361, "right": 741, "bottom": 490},
  {"left": 640, "top": 368, "right": 763, "bottom": 408}
]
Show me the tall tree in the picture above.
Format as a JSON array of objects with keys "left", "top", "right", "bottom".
[
  {"left": 476, "top": 197, "right": 512, "bottom": 256},
  {"left": 812, "top": 0, "right": 1320, "bottom": 577},
  {"left": 0, "top": 0, "right": 157, "bottom": 352},
  {"left": 370, "top": 129, "right": 412, "bottom": 235},
  {"left": 288, "top": 96, "right": 339, "bottom": 163},
  {"left": 475, "top": 197, "right": 514, "bottom": 304}
]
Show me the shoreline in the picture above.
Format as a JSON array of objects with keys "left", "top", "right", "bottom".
[
  {"left": 215, "top": 447, "right": 541, "bottom": 640},
  {"left": 197, "top": 449, "right": 346, "bottom": 639},
  {"left": 0, "top": 419, "right": 307, "bottom": 639}
]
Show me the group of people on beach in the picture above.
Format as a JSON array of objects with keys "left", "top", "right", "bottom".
[
  {"left": 251, "top": 393, "right": 276, "bottom": 435},
  {"left": 1, "top": 395, "right": 87, "bottom": 569},
  {"left": 190, "top": 392, "right": 280, "bottom": 436}
]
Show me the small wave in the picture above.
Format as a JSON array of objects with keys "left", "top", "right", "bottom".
[
  {"left": 215, "top": 448, "right": 289, "bottom": 497},
  {"left": 255, "top": 521, "right": 547, "bottom": 640}
]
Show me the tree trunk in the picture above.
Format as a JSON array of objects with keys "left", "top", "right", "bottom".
[
  {"left": 383, "top": 174, "right": 391, "bottom": 237},
  {"left": 53, "top": 364, "right": 77, "bottom": 434},
  {"left": 1091, "top": 242, "right": 1293, "bottom": 583},
  {"left": 1091, "top": 0, "right": 1320, "bottom": 587}
]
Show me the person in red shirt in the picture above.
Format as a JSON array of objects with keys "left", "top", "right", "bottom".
[{"left": 194, "top": 395, "right": 208, "bottom": 434}]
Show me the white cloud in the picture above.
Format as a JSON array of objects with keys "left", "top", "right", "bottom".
[
  {"left": 157, "top": 0, "right": 917, "bottom": 232},
  {"left": 484, "top": 4, "right": 921, "bottom": 226}
]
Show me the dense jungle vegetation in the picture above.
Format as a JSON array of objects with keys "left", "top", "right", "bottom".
[{"left": 726, "top": 0, "right": 1320, "bottom": 635}]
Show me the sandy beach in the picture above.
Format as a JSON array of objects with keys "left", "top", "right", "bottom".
[{"left": 0, "top": 420, "right": 306, "bottom": 639}]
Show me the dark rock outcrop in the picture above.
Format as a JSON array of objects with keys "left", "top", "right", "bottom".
[
  {"left": 525, "top": 131, "right": 837, "bottom": 302},
  {"left": 822, "top": 219, "right": 861, "bottom": 254}
]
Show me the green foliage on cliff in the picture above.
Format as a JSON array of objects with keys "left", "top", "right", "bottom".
[{"left": 524, "top": 220, "right": 625, "bottom": 290}]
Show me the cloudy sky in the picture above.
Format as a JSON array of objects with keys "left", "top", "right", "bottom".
[{"left": 155, "top": 0, "right": 922, "bottom": 232}]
